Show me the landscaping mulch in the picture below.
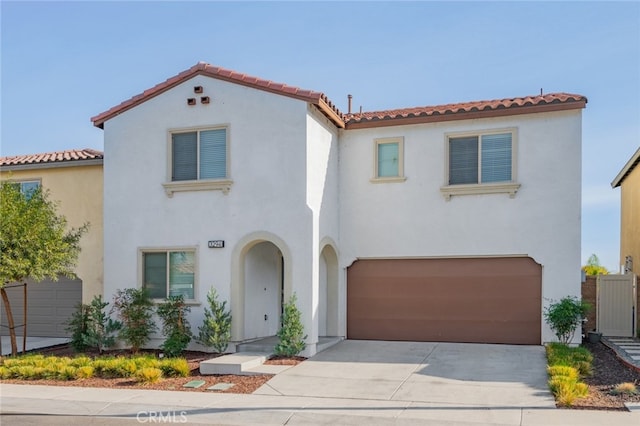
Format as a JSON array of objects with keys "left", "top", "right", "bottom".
[
  {"left": 1, "top": 344, "right": 304, "bottom": 394},
  {"left": 569, "top": 341, "right": 640, "bottom": 410}
]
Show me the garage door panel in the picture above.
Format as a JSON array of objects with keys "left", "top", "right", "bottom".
[
  {"left": 0, "top": 278, "right": 82, "bottom": 338},
  {"left": 347, "top": 257, "right": 541, "bottom": 345}
]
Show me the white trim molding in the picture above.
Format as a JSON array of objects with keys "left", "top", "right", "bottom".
[{"left": 440, "top": 182, "right": 521, "bottom": 200}]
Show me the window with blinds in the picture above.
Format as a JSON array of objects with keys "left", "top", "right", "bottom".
[
  {"left": 449, "top": 132, "right": 512, "bottom": 185},
  {"left": 171, "top": 128, "right": 227, "bottom": 181}
]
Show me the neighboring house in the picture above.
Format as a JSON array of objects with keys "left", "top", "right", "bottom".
[
  {"left": 611, "top": 146, "right": 640, "bottom": 329},
  {"left": 0, "top": 149, "right": 103, "bottom": 337},
  {"left": 92, "top": 62, "right": 587, "bottom": 355}
]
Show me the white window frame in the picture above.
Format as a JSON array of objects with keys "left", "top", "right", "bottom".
[
  {"left": 441, "top": 128, "right": 520, "bottom": 200},
  {"left": 370, "top": 136, "right": 407, "bottom": 183},
  {"left": 138, "top": 247, "right": 199, "bottom": 303},
  {"left": 163, "top": 125, "right": 233, "bottom": 197}
]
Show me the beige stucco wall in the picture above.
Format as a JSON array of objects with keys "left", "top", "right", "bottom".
[
  {"left": 620, "top": 164, "right": 640, "bottom": 276},
  {"left": 1, "top": 165, "right": 103, "bottom": 302}
]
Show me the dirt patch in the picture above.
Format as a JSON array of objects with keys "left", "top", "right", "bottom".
[
  {"left": 569, "top": 341, "right": 640, "bottom": 410},
  {"left": 0, "top": 344, "right": 306, "bottom": 394}
]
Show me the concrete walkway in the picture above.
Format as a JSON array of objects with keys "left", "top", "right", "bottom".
[
  {"left": 2, "top": 340, "right": 640, "bottom": 425},
  {"left": 603, "top": 336, "right": 640, "bottom": 371},
  {"left": 2, "top": 383, "right": 639, "bottom": 425}
]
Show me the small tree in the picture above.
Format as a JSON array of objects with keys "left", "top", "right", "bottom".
[
  {"left": 0, "top": 181, "right": 87, "bottom": 355},
  {"left": 112, "top": 288, "right": 156, "bottom": 353},
  {"left": 275, "top": 293, "right": 307, "bottom": 357},
  {"left": 156, "top": 295, "right": 192, "bottom": 357},
  {"left": 67, "top": 302, "right": 91, "bottom": 352},
  {"left": 544, "top": 296, "right": 591, "bottom": 344},
  {"left": 66, "top": 295, "right": 120, "bottom": 354},
  {"left": 582, "top": 254, "right": 609, "bottom": 276},
  {"left": 196, "top": 288, "right": 232, "bottom": 353}
]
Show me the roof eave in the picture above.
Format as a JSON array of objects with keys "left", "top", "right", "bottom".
[
  {"left": 345, "top": 100, "right": 587, "bottom": 130},
  {"left": 0, "top": 158, "right": 104, "bottom": 172},
  {"left": 611, "top": 147, "right": 640, "bottom": 188}
]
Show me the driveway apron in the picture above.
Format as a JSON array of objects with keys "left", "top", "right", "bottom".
[{"left": 254, "top": 340, "right": 556, "bottom": 409}]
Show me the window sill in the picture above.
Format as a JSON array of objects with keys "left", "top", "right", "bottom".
[
  {"left": 162, "top": 179, "right": 233, "bottom": 197},
  {"left": 370, "top": 176, "right": 407, "bottom": 184},
  {"left": 151, "top": 299, "right": 201, "bottom": 306},
  {"left": 440, "top": 182, "right": 521, "bottom": 201}
]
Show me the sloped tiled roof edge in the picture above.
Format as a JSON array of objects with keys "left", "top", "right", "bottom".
[
  {"left": 91, "top": 62, "right": 346, "bottom": 129},
  {"left": 612, "top": 147, "right": 640, "bottom": 188},
  {"left": 0, "top": 149, "right": 104, "bottom": 171},
  {"left": 343, "top": 93, "right": 587, "bottom": 129}
]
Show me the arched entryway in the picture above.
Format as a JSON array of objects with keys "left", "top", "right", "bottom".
[
  {"left": 319, "top": 242, "right": 339, "bottom": 337},
  {"left": 231, "top": 232, "right": 292, "bottom": 342}
]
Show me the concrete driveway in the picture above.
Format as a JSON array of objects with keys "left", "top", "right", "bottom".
[{"left": 255, "top": 340, "right": 556, "bottom": 409}]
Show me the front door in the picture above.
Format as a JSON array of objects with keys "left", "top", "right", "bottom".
[{"left": 244, "top": 242, "right": 282, "bottom": 339}]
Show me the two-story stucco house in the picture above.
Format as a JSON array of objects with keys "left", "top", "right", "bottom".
[
  {"left": 92, "top": 62, "right": 587, "bottom": 355},
  {"left": 0, "top": 149, "right": 103, "bottom": 338}
]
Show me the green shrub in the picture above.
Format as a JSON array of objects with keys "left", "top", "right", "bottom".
[
  {"left": 132, "top": 356, "right": 160, "bottom": 370},
  {"left": 56, "top": 366, "right": 77, "bottom": 381},
  {"left": 75, "top": 365, "right": 95, "bottom": 379},
  {"left": 546, "top": 343, "right": 593, "bottom": 376},
  {"left": 197, "top": 288, "right": 232, "bottom": 353},
  {"left": 156, "top": 295, "right": 192, "bottom": 357},
  {"left": 159, "top": 358, "right": 190, "bottom": 377},
  {"left": 547, "top": 365, "right": 579, "bottom": 380},
  {"left": 275, "top": 293, "right": 307, "bottom": 357},
  {"left": 0, "top": 366, "right": 11, "bottom": 379},
  {"left": 112, "top": 288, "right": 156, "bottom": 353},
  {"left": 135, "top": 367, "right": 162, "bottom": 384},
  {"left": 85, "top": 295, "right": 121, "bottom": 353},
  {"left": 66, "top": 302, "right": 91, "bottom": 352},
  {"left": 549, "top": 375, "right": 588, "bottom": 406},
  {"left": 544, "top": 296, "right": 591, "bottom": 344}
]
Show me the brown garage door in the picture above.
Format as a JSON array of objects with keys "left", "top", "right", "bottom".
[{"left": 347, "top": 257, "right": 541, "bottom": 345}]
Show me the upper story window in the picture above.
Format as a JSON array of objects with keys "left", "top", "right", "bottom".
[
  {"left": 172, "top": 128, "right": 227, "bottom": 181},
  {"left": 441, "top": 129, "right": 520, "bottom": 200},
  {"left": 163, "top": 126, "right": 232, "bottom": 197},
  {"left": 16, "top": 180, "right": 41, "bottom": 199},
  {"left": 371, "top": 137, "right": 406, "bottom": 183},
  {"left": 142, "top": 249, "right": 196, "bottom": 301}
]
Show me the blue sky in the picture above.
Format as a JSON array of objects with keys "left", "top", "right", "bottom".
[{"left": 1, "top": 1, "right": 638, "bottom": 270}]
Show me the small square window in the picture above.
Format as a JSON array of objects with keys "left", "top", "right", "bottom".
[
  {"left": 17, "top": 180, "right": 41, "bottom": 199},
  {"left": 171, "top": 128, "right": 227, "bottom": 182},
  {"left": 372, "top": 137, "right": 406, "bottom": 183}
]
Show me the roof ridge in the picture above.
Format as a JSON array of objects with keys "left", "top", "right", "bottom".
[{"left": 91, "top": 62, "right": 344, "bottom": 128}]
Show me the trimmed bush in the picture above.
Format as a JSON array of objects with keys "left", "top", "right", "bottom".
[
  {"left": 159, "top": 358, "right": 190, "bottom": 377},
  {"left": 197, "top": 288, "right": 232, "bottom": 354},
  {"left": 136, "top": 367, "right": 163, "bottom": 384},
  {"left": 112, "top": 288, "right": 156, "bottom": 353},
  {"left": 274, "top": 293, "right": 307, "bottom": 357},
  {"left": 156, "top": 295, "right": 192, "bottom": 357},
  {"left": 544, "top": 296, "right": 591, "bottom": 344},
  {"left": 75, "top": 365, "right": 95, "bottom": 379}
]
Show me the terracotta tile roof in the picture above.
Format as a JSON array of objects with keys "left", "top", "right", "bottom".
[
  {"left": 344, "top": 93, "right": 588, "bottom": 129},
  {"left": 91, "top": 61, "right": 586, "bottom": 131},
  {"left": 91, "top": 62, "right": 345, "bottom": 128},
  {"left": 0, "top": 149, "right": 104, "bottom": 168}
]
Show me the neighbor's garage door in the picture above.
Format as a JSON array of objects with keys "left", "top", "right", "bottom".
[
  {"left": 0, "top": 277, "right": 82, "bottom": 338},
  {"left": 347, "top": 257, "right": 541, "bottom": 345}
]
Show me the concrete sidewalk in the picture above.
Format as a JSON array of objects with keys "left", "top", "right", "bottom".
[{"left": 2, "top": 383, "right": 640, "bottom": 425}]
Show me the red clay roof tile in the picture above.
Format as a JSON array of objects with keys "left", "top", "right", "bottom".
[
  {"left": 0, "top": 149, "right": 103, "bottom": 167},
  {"left": 91, "top": 62, "right": 344, "bottom": 128},
  {"left": 344, "top": 93, "right": 587, "bottom": 126},
  {"left": 90, "top": 62, "right": 586, "bottom": 131}
]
